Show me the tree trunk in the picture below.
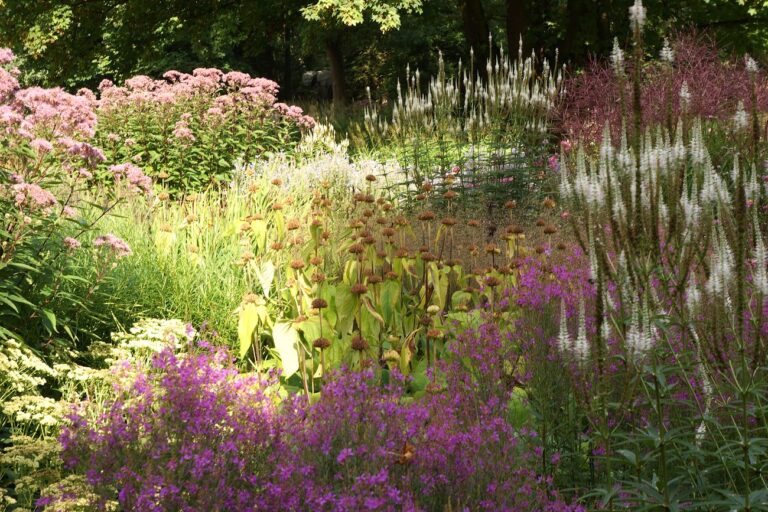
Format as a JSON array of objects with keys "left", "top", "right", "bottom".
[
  {"left": 563, "top": 0, "right": 598, "bottom": 65},
  {"left": 457, "top": 0, "right": 490, "bottom": 67},
  {"left": 325, "top": 35, "right": 347, "bottom": 107},
  {"left": 506, "top": 0, "right": 527, "bottom": 58},
  {"left": 282, "top": 22, "right": 293, "bottom": 98}
]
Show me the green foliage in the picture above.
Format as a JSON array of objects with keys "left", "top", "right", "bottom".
[{"left": 302, "top": 0, "right": 424, "bottom": 32}]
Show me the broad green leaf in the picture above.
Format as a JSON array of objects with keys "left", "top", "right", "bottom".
[
  {"left": 238, "top": 302, "right": 260, "bottom": 359},
  {"left": 272, "top": 322, "right": 300, "bottom": 378},
  {"left": 258, "top": 261, "right": 275, "bottom": 297}
]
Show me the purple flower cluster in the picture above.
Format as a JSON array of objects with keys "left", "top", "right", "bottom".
[{"left": 54, "top": 335, "right": 583, "bottom": 511}]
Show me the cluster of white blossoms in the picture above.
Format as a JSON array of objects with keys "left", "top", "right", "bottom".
[
  {"left": 363, "top": 43, "right": 560, "bottom": 143},
  {"left": 557, "top": 107, "right": 765, "bottom": 361}
]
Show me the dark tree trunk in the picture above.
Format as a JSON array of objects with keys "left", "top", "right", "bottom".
[
  {"left": 282, "top": 22, "right": 293, "bottom": 98},
  {"left": 458, "top": 0, "right": 490, "bottom": 66},
  {"left": 506, "top": 0, "right": 528, "bottom": 58},
  {"left": 325, "top": 35, "right": 347, "bottom": 106},
  {"left": 563, "top": 0, "right": 599, "bottom": 65}
]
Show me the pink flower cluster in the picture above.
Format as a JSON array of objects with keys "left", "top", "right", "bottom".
[
  {"left": 13, "top": 87, "right": 98, "bottom": 138},
  {"left": 93, "top": 233, "right": 132, "bottom": 258},
  {"left": 12, "top": 182, "right": 58, "bottom": 211},
  {"left": 97, "top": 67, "right": 314, "bottom": 128},
  {"left": 110, "top": 163, "right": 153, "bottom": 194},
  {"left": 0, "top": 48, "right": 14, "bottom": 65},
  {"left": 273, "top": 102, "right": 316, "bottom": 129},
  {"left": 0, "top": 49, "right": 19, "bottom": 103}
]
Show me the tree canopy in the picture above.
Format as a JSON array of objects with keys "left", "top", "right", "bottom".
[{"left": 1, "top": 0, "right": 767, "bottom": 104}]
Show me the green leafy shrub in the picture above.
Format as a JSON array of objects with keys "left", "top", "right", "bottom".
[{"left": 94, "top": 69, "right": 315, "bottom": 193}]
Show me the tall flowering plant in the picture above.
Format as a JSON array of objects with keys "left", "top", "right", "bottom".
[
  {"left": 55, "top": 329, "right": 583, "bottom": 511},
  {"left": 521, "top": 4, "right": 768, "bottom": 505},
  {"left": 0, "top": 48, "right": 149, "bottom": 355},
  {"left": 94, "top": 68, "right": 316, "bottom": 193}
]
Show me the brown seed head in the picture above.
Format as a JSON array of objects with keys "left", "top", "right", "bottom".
[
  {"left": 290, "top": 259, "right": 305, "bottom": 270},
  {"left": 543, "top": 224, "right": 558, "bottom": 235},
  {"left": 351, "top": 335, "right": 369, "bottom": 351},
  {"left": 349, "top": 243, "right": 365, "bottom": 255},
  {"left": 311, "top": 298, "right": 328, "bottom": 309},
  {"left": 351, "top": 282, "right": 368, "bottom": 295},
  {"left": 418, "top": 211, "right": 436, "bottom": 221},
  {"left": 365, "top": 174, "right": 377, "bottom": 182},
  {"left": 313, "top": 337, "right": 331, "bottom": 350}
]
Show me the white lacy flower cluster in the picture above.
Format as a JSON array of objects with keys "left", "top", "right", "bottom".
[
  {"left": 111, "top": 317, "right": 195, "bottom": 356},
  {"left": 2, "top": 395, "right": 63, "bottom": 427},
  {"left": 0, "top": 339, "right": 57, "bottom": 393},
  {"left": 237, "top": 123, "right": 407, "bottom": 195}
]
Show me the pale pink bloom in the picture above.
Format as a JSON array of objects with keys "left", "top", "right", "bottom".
[
  {"left": 62, "top": 206, "right": 77, "bottom": 218},
  {"left": 76, "top": 88, "right": 97, "bottom": 104},
  {"left": 560, "top": 139, "right": 573, "bottom": 152},
  {"left": 162, "top": 70, "right": 183, "bottom": 82},
  {"left": 93, "top": 233, "right": 132, "bottom": 258},
  {"left": 30, "top": 138, "right": 53, "bottom": 154},
  {"left": 124, "top": 75, "right": 155, "bottom": 91},
  {"left": 63, "top": 237, "right": 81, "bottom": 250},
  {"left": 78, "top": 169, "right": 93, "bottom": 179},
  {"left": 0, "top": 48, "right": 14, "bottom": 65},
  {"left": 173, "top": 120, "right": 195, "bottom": 142},
  {"left": 110, "top": 163, "right": 153, "bottom": 194},
  {"left": 12, "top": 183, "right": 57, "bottom": 209},
  {"left": 223, "top": 71, "right": 252, "bottom": 88},
  {"left": 0, "top": 68, "right": 18, "bottom": 102},
  {"left": 192, "top": 68, "right": 224, "bottom": 80},
  {"left": 107, "top": 133, "right": 120, "bottom": 142},
  {"left": 98, "top": 79, "right": 114, "bottom": 91}
]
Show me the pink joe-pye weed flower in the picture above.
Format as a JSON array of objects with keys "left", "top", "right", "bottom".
[
  {"left": 30, "top": 138, "right": 53, "bottom": 154},
  {"left": 110, "top": 163, "right": 153, "bottom": 194},
  {"left": 0, "top": 48, "right": 14, "bottom": 65},
  {"left": 12, "top": 183, "right": 58, "bottom": 210},
  {"left": 93, "top": 233, "right": 132, "bottom": 258},
  {"left": 63, "top": 237, "right": 81, "bottom": 250}
]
